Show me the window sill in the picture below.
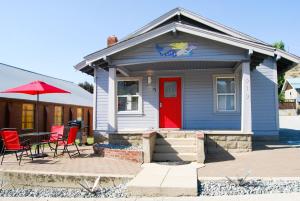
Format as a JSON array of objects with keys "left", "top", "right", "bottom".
[
  {"left": 214, "top": 111, "right": 240, "bottom": 115},
  {"left": 117, "top": 112, "right": 144, "bottom": 117}
]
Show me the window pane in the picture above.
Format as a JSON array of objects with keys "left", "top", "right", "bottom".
[
  {"left": 22, "top": 104, "right": 34, "bottom": 129},
  {"left": 77, "top": 108, "right": 83, "bottom": 121},
  {"left": 118, "top": 97, "right": 127, "bottom": 111},
  {"left": 118, "top": 81, "right": 139, "bottom": 95},
  {"left": 217, "top": 78, "right": 235, "bottom": 93},
  {"left": 131, "top": 97, "right": 138, "bottom": 111},
  {"left": 218, "top": 95, "right": 226, "bottom": 111},
  {"left": 54, "top": 106, "right": 63, "bottom": 125},
  {"left": 218, "top": 95, "right": 235, "bottom": 111},
  {"left": 164, "top": 81, "right": 177, "bottom": 98}
]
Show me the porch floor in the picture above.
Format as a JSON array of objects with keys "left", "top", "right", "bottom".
[{"left": 115, "top": 129, "right": 247, "bottom": 135}]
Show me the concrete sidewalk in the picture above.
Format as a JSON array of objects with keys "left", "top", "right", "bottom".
[
  {"left": 127, "top": 162, "right": 202, "bottom": 196},
  {"left": 1, "top": 192, "right": 300, "bottom": 200}
]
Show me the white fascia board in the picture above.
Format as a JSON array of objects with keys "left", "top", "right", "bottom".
[
  {"left": 84, "top": 22, "right": 275, "bottom": 65},
  {"left": 275, "top": 49, "right": 300, "bottom": 64},
  {"left": 74, "top": 60, "right": 88, "bottom": 70},
  {"left": 177, "top": 24, "right": 274, "bottom": 56},
  {"left": 181, "top": 10, "right": 269, "bottom": 45},
  {"left": 121, "top": 8, "right": 179, "bottom": 41},
  {"left": 84, "top": 23, "right": 177, "bottom": 63},
  {"left": 122, "top": 7, "right": 268, "bottom": 45},
  {"left": 281, "top": 79, "right": 289, "bottom": 93}
]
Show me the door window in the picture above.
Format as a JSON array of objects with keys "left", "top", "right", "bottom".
[{"left": 164, "top": 81, "right": 177, "bottom": 97}]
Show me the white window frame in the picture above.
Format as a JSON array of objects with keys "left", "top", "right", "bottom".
[
  {"left": 213, "top": 75, "right": 239, "bottom": 113},
  {"left": 117, "top": 77, "right": 143, "bottom": 115}
]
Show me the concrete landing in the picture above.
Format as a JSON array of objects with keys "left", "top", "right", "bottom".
[{"left": 127, "top": 162, "right": 203, "bottom": 196}]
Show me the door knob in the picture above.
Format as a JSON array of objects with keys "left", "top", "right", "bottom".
[{"left": 160, "top": 102, "right": 162, "bottom": 108}]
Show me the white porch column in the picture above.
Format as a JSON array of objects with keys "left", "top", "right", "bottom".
[
  {"left": 108, "top": 66, "right": 117, "bottom": 132},
  {"left": 241, "top": 61, "right": 252, "bottom": 133}
]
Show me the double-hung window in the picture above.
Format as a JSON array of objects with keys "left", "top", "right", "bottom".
[
  {"left": 117, "top": 78, "right": 142, "bottom": 114},
  {"left": 216, "top": 77, "right": 236, "bottom": 112}
]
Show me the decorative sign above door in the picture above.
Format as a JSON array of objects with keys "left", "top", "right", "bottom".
[{"left": 156, "top": 42, "right": 196, "bottom": 57}]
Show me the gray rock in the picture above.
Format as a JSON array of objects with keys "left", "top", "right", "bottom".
[
  {"left": 0, "top": 184, "right": 127, "bottom": 198},
  {"left": 199, "top": 180, "right": 300, "bottom": 196}
]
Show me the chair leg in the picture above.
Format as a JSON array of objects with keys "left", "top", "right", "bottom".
[
  {"left": 74, "top": 143, "right": 81, "bottom": 156},
  {"left": 15, "top": 152, "right": 19, "bottom": 161},
  {"left": 28, "top": 148, "right": 33, "bottom": 161},
  {"left": 1, "top": 148, "right": 5, "bottom": 165},
  {"left": 19, "top": 150, "right": 24, "bottom": 166},
  {"left": 54, "top": 142, "right": 59, "bottom": 157},
  {"left": 65, "top": 145, "right": 71, "bottom": 158}
]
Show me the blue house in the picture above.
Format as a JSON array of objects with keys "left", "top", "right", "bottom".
[{"left": 75, "top": 8, "right": 300, "bottom": 161}]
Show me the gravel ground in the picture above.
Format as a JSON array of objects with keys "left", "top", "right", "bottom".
[
  {"left": 94, "top": 143, "right": 142, "bottom": 150},
  {"left": 0, "top": 184, "right": 127, "bottom": 198},
  {"left": 199, "top": 180, "right": 300, "bottom": 196}
]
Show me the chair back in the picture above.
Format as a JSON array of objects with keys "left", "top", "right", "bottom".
[
  {"left": 50, "top": 125, "right": 64, "bottom": 141},
  {"left": 66, "top": 126, "right": 79, "bottom": 145},
  {"left": 0, "top": 129, "right": 21, "bottom": 150}
]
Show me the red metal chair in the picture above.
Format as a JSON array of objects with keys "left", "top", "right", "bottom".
[
  {"left": 42, "top": 125, "right": 64, "bottom": 154},
  {"left": 54, "top": 126, "right": 80, "bottom": 158},
  {"left": 0, "top": 129, "right": 32, "bottom": 165}
]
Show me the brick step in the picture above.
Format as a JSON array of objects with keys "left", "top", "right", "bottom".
[
  {"left": 154, "top": 144, "right": 196, "bottom": 153},
  {"left": 155, "top": 138, "right": 196, "bottom": 145},
  {"left": 152, "top": 153, "right": 197, "bottom": 162}
]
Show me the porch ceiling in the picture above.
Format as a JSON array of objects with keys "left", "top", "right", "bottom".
[{"left": 122, "top": 61, "right": 237, "bottom": 72}]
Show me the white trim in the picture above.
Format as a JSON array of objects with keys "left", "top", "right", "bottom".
[
  {"left": 108, "top": 67, "right": 117, "bottom": 131},
  {"left": 117, "top": 77, "right": 143, "bottom": 115},
  {"left": 273, "top": 61, "right": 280, "bottom": 131},
  {"left": 275, "top": 49, "right": 300, "bottom": 64},
  {"left": 213, "top": 75, "right": 240, "bottom": 113},
  {"left": 241, "top": 61, "right": 252, "bottom": 133},
  {"left": 122, "top": 7, "right": 267, "bottom": 45},
  {"left": 93, "top": 68, "right": 97, "bottom": 130},
  {"left": 82, "top": 23, "right": 275, "bottom": 65}
]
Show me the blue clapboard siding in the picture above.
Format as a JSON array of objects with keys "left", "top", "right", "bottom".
[
  {"left": 251, "top": 58, "right": 278, "bottom": 135},
  {"left": 96, "top": 59, "right": 279, "bottom": 135},
  {"left": 111, "top": 32, "right": 247, "bottom": 66},
  {"left": 117, "top": 76, "right": 158, "bottom": 129},
  {"left": 117, "top": 69, "right": 241, "bottom": 130},
  {"left": 95, "top": 68, "right": 109, "bottom": 131}
]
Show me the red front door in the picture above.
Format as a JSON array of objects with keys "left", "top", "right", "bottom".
[{"left": 159, "top": 77, "right": 182, "bottom": 128}]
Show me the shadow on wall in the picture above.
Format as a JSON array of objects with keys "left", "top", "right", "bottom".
[{"left": 204, "top": 136, "right": 235, "bottom": 163}]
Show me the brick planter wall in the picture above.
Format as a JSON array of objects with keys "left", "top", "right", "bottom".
[
  {"left": 93, "top": 145, "right": 143, "bottom": 163},
  {"left": 93, "top": 132, "right": 143, "bottom": 146}
]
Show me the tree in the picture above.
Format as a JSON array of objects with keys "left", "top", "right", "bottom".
[
  {"left": 273, "top": 41, "right": 285, "bottom": 51},
  {"left": 273, "top": 41, "right": 286, "bottom": 94},
  {"left": 79, "top": 81, "right": 93, "bottom": 94}
]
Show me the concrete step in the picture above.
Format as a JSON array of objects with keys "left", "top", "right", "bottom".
[
  {"left": 157, "top": 132, "right": 196, "bottom": 139},
  {"left": 156, "top": 138, "right": 196, "bottom": 145},
  {"left": 152, "top": 153, "right": 197, "bottom": 162},
  {"left": 155, "top": 144, "right": 196, "bottom": 153}
]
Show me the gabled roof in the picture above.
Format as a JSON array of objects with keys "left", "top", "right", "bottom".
[
  {"left": 75, "top": 7, "right": 300, "bottom": 74},
  {"left": 0, "top": 63, "right": 93, "bottom": 107},
  {"left": 283, "top": 78, "right": 300, "bottom": 90},
  {"left": 121, "top": 7, "right": 269, "bottom": 45},
  {"left": 76, "top": 22, "right": 275, "bottom": 70}
]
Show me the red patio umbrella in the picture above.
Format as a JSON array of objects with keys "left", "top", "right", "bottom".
[{"left": 1, "top": 80, "right": 70, "bottom": 132}]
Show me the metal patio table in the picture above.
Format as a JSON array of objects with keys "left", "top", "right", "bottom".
[{"left": 20, "top": 132, "right": 54, "bottom": 158}]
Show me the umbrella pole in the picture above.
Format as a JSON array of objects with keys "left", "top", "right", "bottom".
[{"left": 36, "top": 93, "right": 39, "bottom": 133}]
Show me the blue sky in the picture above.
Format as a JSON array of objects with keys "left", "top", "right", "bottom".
[{"left": 1, "top": 0, "right": 300, "bottom": 83}]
